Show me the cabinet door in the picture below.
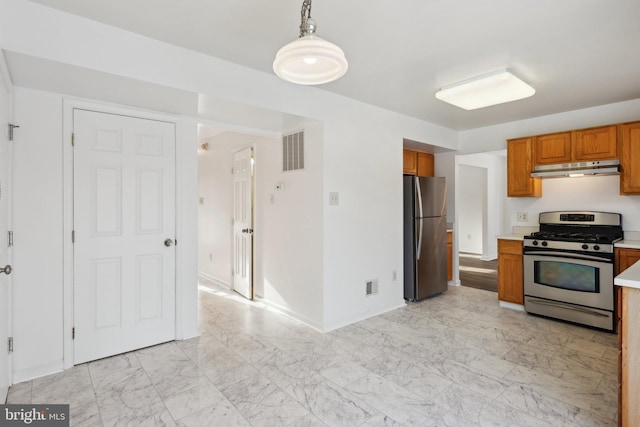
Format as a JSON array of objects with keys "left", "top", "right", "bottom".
[
  {"left": 534, "top": 132, "right": 571, "bottom": 165},
  {"left": 620, "top": 122, "right": 640, "bottom": 195},
  {"left": 507, "top": 138, "right": 541, "bottom": 197},
  {"left": 572, "top": 125, "right": 617, "bottom": 161},
  {"left": 417, "top": 152, "right": 434, "bottom": 177},
  {"left": 615, "top": 248, "right": 640, "bottom": 275},
  {"left": 498, "top": 240, "right": 524, "bottom": 304},
  {"left": 403, "top": 149, "right": 417, "bottom": 175}
]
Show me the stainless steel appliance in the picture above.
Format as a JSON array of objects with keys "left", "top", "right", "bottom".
[
  {"left": 523, "top": 211, "right": 623, "bottom": 331},
  {"left": 403, "top": 176, "right": 447, "bottom": 301}
]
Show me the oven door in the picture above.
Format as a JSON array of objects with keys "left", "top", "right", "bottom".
[{"left": 523, "top": 252, "right": 613, "bottom": 311}]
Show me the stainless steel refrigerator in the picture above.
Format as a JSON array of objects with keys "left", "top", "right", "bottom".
[{"left": 403, "top": 175, "right": 447, "bottom": 301}]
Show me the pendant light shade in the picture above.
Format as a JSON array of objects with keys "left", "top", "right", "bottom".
[{"left": 273, "top": 0, "right": 348, "bottom": 85}]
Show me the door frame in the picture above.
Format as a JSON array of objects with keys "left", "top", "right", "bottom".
[
  {"left": 62, "top": 99, "right": 190, "bottom": 368},
  {"left": 0, "top": 55, "right": 14, "bottom": 395}
]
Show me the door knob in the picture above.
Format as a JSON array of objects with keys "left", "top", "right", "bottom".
[
  {"left": 0, "top": 265, "right": 12, "bottom": 275},
  {"left": 164, "top": 239, "right": 174, "bottom": 247}
]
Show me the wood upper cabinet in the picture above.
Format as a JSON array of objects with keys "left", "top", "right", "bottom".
[
  {"left": 535, "top": 132, "right": 572, "bottom": 165},
  {"left": 572, "top": 125, "right": 617, "bottom": 161},
  {"left": 507, "top": 137, "right": 541, "bottom": 197},
  {"left": 620, "top": 121, "right": 640, "bottom": 195},
  {"left": 403, "top": 149, "right": 417, "bottom": 175},
  {"left": 417, "top": 152, "right": 434, "bottom": 177},
  {"left": 403, "top": 149, "right": 434, "bottom": 177},
  {"left": 497, "top": 239, "right": 524, "bottom": 304}
]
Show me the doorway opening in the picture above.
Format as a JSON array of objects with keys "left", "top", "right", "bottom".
[
  {"left": 196, "top": 125, "right": 279, "bottom": 301},
  {"left": 456, "top": 151, "right": 507, "bottom": 293}
]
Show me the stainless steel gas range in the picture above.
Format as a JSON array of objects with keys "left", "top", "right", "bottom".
[{"left": 523, "top": 211, "right": 623, "bottom": 331}]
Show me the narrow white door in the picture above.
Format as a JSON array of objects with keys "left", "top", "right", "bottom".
[
  {"left": 0, "top": 87, "right": 11, "bottom": 401},
  {"left": 73, "top": 109, "right": 176, "bottom": 364},
  {"left": 232, "top": 147, "right": 254, "bottom": 299}
]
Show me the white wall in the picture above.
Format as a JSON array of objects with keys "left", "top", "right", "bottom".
[
  {"left": 510, "top": 176, "right": 640, "bottom": 231},
  {"left": 12, "top": 88, "right": 64, "bottom": 381},
  {"left": 458, "top": 165, "right": 485, "bottom": 254},
  {"left": 261, "top": 124, "right": 324, "bottom": 328},
  {"left": 11, "top": 87, "right": 199, "bottom": 382}
]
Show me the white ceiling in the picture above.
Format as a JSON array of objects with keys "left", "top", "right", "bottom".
[{"left": 26, "top": 0, "right": 640, "bottom": 131}]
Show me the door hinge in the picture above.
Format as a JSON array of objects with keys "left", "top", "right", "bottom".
[
  {"left": 8, "top": 124, "right": 19, "bottom": 141},
  {"left": 72, "top": 327, "right": 75, "bottom": 340},
  {"left": 7, "top": 230, "right": 13, "bottom": 247},
  {"left": 8, "top": 337, "right": 13, "bottom": 353},
  {"left": 72, "top": 230, "right": 75, "bottom": 243},
  {"left": 71, "top": 133, "right": 75, "bottom": 147}
]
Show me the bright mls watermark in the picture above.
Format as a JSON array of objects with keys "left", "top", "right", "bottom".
[{"left": 0, "top": 405, "right": 69, "bottom": 426}]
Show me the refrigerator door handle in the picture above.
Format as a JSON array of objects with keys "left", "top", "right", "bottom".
[{"left": 415, "top": 177, "right": 424, "bottom": 259}]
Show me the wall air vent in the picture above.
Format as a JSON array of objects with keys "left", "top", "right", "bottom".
[{"left": 282, "top": 131, "right": 304, "bottom": 172}]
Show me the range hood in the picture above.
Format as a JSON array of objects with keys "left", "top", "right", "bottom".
[{"left": 531, "top": 159, "right": 620, "bottom": 178}]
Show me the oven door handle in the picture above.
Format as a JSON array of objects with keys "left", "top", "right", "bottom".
[
  {"left": 523, "top": 251, "right": 612, "bottom": 263},
  {"left": 526, "top": 298, "right": 610, "bottom": 317}
]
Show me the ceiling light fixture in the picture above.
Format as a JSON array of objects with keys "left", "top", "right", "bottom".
[
  {"left": 435, "top": 69, "right": 535, "bottom": 110},
  {"left": 273, "top": 0, "right": 348, "bottom": 85}
]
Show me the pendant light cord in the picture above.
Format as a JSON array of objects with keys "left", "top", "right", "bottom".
[{"left": 299, "top": 0, "right": 314, "bottom": 37}]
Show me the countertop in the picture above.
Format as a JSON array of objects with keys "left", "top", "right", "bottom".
[
  {"left": 615, "top": 259, "right": 640, "bottom": 289},
  {"left": 615, "top": 239, "right": 640, "bottom": 249},
  {"left": 496, "top": 233, "right": 526, "bottom": 241}
]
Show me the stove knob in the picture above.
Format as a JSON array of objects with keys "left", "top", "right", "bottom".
[
  {"left": 593, "top": 245, "right": 600, "bottom": 251},
  {"left": 582, "top": 244, "right": 589, "bottom": 250},
  {"left": 532, "top": 240, "right": 539, "bottom": 246},
  {"left": 541, "top": 241, "right": 548, "bottom": 247}
]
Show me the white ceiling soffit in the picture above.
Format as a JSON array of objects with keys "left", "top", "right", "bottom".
[
  {"left": 4, "top": 51, "right": 312, "bottom": 134},
  {"left": 26, "top": 0, "right": 640, "bottom": 131},
  {"left": 4, "top": 50, "right": 199, "bottom": 117}
]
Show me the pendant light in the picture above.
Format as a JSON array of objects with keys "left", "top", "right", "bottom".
[{"left": 273, "top": 0, "right": 348, "bottom": 85}]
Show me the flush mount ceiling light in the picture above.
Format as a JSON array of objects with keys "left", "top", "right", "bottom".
[
  {"left": 273, "top": 0, "right": 348, "bottom": 85},
  {"left": 435, "top": 69, "right": 535, "bottom": 110}
]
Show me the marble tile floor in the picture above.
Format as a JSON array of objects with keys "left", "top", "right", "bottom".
[{"left": 6, "top": 281, "right": 618, "bottom": 426}]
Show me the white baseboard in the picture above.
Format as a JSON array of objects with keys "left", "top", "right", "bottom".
[
  {"left": 1, "top": 385, "right": 7, "bottom": 404},
  {"left": 255, "top": 297, "right": 324, "bottom": 332},
  {"left": 448, "top": 280, "right": 461, "bottom": 287},
  {"left": 499, "top": 301, "right": 525, "bottom": 312},
  {"left": 481, "top": 254, "right": 497, "bottom": 261},
  {"left": 13, "top": 360, "right": 64, "bottom": 384},
  {"left": 198, "top": 272, "right": 230, "bottom": 289},
  {"left": 322, "top": 301, "right": 407, "bottom": 333}
]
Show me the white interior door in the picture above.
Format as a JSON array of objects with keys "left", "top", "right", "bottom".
[
  {"left": 73, "top": 109, "right": 176, "bottom": 364},
  {"left": 232, "top": 147, "right": 253, "bottom": 300},
  {"left": 0, "top": 86, "right": 11, "bottom": 401}
]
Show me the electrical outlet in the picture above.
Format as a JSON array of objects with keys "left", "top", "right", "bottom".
[
  {"left": 517, "top": 211, "right": 528, "bottom": 222},
  {"left": 199, "top": 197, "right": 204, "bottom": 205},
  {"left": 329, "top": 192, "right": 339, "bottom": 206},
  {"left": 209, "top": 253, "right": 213, "bottom": 261}
]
